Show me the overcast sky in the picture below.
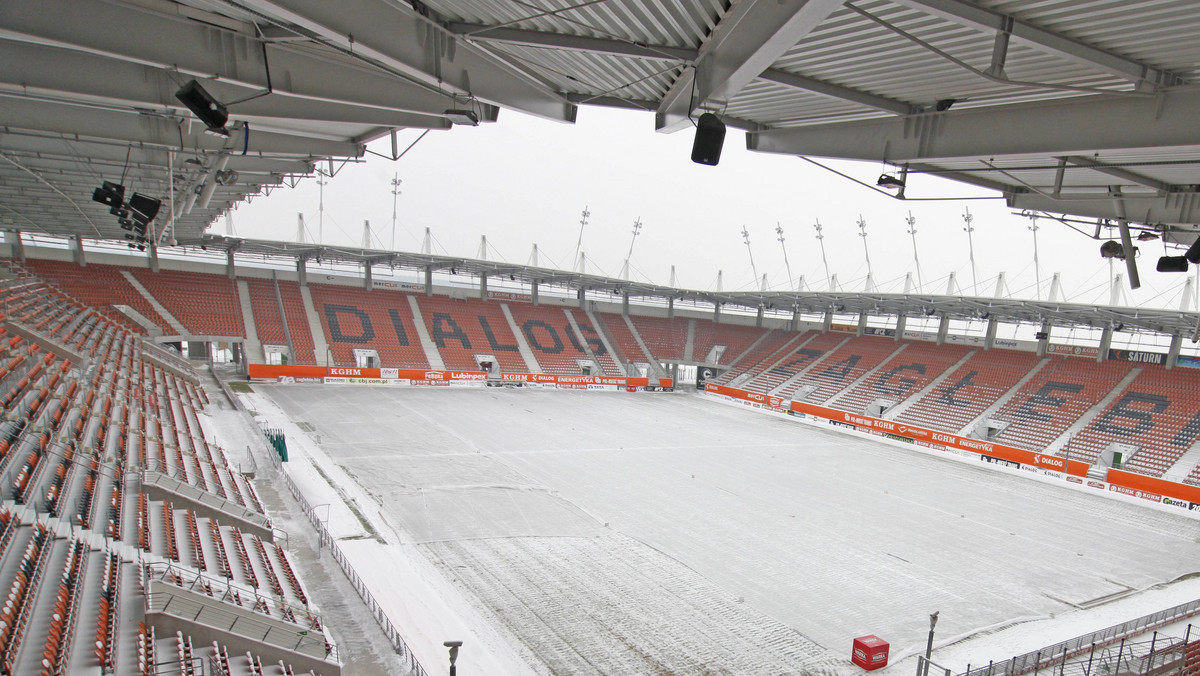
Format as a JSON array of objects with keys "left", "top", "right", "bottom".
[{"left": 230, "top": 105, "right": 1198, "bottom": 312}]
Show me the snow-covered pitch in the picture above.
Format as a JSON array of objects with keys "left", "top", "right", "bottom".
[{"left": 255, "top": 385, "right": 1200, "bottom": 676}]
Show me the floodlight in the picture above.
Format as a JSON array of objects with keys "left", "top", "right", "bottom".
[
  {"left": 443, "top": 109, "right": 479, "bottom": 126},
  {"left": 876, "top": 174, "right": 905, "bottom": 190},
  {"left": 92, "top": 181, "right": 125, "bottom": 208},
  {"left": 128, "top": 193, "right": 161, "bottom": 224}
]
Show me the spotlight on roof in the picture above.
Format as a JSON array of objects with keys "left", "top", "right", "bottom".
[
  {"left": 935, "top": 98, "right": 957, "bottom": 112},
  {"left": 443, "top": 109, "right": 479, "bottom": 126},
  {"left": 1100, "top": 240, "right": 1133, "bottom": 259},
  {"left": 876, "top": 174, "right": 906, "bottom": 190},
  {"left": 92, "top": 181, "right": 125, "bottom": 209},
  {"left": 175, "top": 79, "right": 229, "bottom": 134},
  {"left": 214, "top": 169, "right": 239, "bottom": 186},
  {"left": 1137, "top": 231, "right": 1160, "bottom": 242}
]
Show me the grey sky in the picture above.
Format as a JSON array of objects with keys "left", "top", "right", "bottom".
[{"left": 230, "top": 105, "right": 1198, "bottom": 311}]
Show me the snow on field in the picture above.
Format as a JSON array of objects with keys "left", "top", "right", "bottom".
[{"left": 250, "top": 385, "right": 1200, "bottom": 676}]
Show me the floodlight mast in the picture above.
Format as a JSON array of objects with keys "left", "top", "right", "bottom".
[
  {"left": 620, "top": 217, "right": 642, "bottom": 280},
  {"left": 857, "top": 215, "right": 873, "bottom": 292},
  {"left": 1028, "top": 214, "right": 1041, "bottom": 300},
  {"left": 776, "top": 223, "right": 795, "bottom": 291},
  {"left": 906, "top": 211, "right": 923, "bottom": 294},
  {"left": 963, "top": 207, "right": 978, "bottom": 295},
  {"left": 742, "top": 226, "right": 759, "bottom": 288},
  {"left": 574, "top": 206, "right": 589, "bottom": 268},
  {"left": 390, "top": 174, "right": 402, "bottom": 251},
  {"left": 814, "top": 220, "right": 831, "bottom": 291}
]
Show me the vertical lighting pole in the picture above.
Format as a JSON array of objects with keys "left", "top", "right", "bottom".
[
  {"left": 316, "top": 171, "right": 327, "bottom": 244},
  {"left": 444, "top": 641, "right": 463, "bottom": 676},
  {"left": 924, "top": 611, "right": 939, "bottom": 676},
  {"left": 963, "top": 207, "right": 978, "bottom": 296},
  {"left": 906, "top": 211, "right": 923, "bottom": 293},
  {"left": 390, "top": 174, "right": 402, "bottom": 251},
  {"left": 814, "top": 220, "right": 831, "bottom": 291},
  {"left": 1028, "top": 214, "right": 1042, "bottom": 300},
  {"left": 857, "top": 215, "right": 873, "bottom": 292},
  {"left": 776, "top": 223, "right": 794, "bottom": 291},
  {"left": 574, "top": 206, "right": 590, "bottom": 269},
  {"left": 742, "top": 226, "right": 759, "bottom": 288},
  {"left": 621, "top": 217, "right": 642, "bottom": 280}
]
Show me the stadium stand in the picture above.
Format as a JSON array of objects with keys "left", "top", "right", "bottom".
[
  {"left": 993, "top": 357, "right": 1134, "bottom": 453},
  {"left": 626, "top": 315, "right": 689, "bottom": 361},
  {"left": 785, "top": 335, "right": 905, "bottom": 404},
  {"left": 308, "top": 284, "right": 429, "bottom": 369},
  {"left": 752, "top": 331, "right": 846, "bottom": 396},
  {"left": 0, "top": 264, "right": 341, "bottom": 676},
  {"left": 566, "top": 309, "right": 624, "bottom": 376},
  {"left": 126, "top": 268, "right": 245, "bottom": 337},
  {"left": 414, "top": 295, "right": 529, "bottom": 372},
  {"left": 689, "top": 320, "right": 768, "bottom": 367},
  {"left": 1066, "top": 365, "right": 1200, "bottom": 476},
  {"left": 896, "top": 348, "right": 1045, "bottom": 435},
  {"left": 506, "top": 303, "right": 605, "bottom": 374},
  {"left": 831, "top": 342, "right": 973, "bottom": 416},
  {"left": 598, "top": 313, "right": 653, "bottom": 365},
  {"left": 712, "top": 330, "right": 816, "bottom": 385},
  {"left": 22, "top": 260, "right": 168, "bottom": 334}
]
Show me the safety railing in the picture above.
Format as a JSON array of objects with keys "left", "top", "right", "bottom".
[
  {"left": 958, "top": 601, "right": 1200, "bottom": 676},
  {"left": 267, "top": 448, "right": 428, "bottom": 676}
]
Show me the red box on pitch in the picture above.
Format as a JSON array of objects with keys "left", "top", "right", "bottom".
[{"left": 851, "top": 635, "right": 890, "bottom": 670}]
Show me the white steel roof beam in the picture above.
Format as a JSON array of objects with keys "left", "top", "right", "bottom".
[
  {"left": 450, "top": 23, "right": 913, "bottom": 116},
  {"left": 656, "top": 0, "right": 846, "bottom": 132},
  {"left": 890, "top": 0, "right": 1185, "bottom": 88},
  {"left": 0, "top": 0, "right": 458, "bottom": 118},
  {"left": 231, "top": 0, "right": 577, "bottom": 122},
  {"left": 0, "top": 96, "right": 364, "bottom": 158},
  {"left": 1008, "top": 193, "right": 1200, "bottom": 227},
  {"left": 1062, "top": 156, "right": 1174, "bottom": 194},
  {"left": 747, "top": 88, "right": 1200, "bottom": 161},
  {"left": 0, "top": 44, "right": 455, "bottom": 131}
]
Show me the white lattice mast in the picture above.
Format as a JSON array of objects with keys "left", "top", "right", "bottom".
[
  {"left": 857, "top": 215, "right": 873, "bottom": 292},
  {"left": 963, "top": 206, "right": 978, "bottom": 296},
  {"left": 296, "top": 213, "right": 305, "bottom": 243},
  {"left": 776, "top": 223, "right": 795, "bottom": 291},
  {"left": 620, "top": 217, "right": 643, "bottom": 280},
  {"left": 362, "top": 220, "right": 371, "bottom": 249},
  {"left": 906, "top": 211, "right": 922, "bottom": 293},
  {"left": 741, "top": 226, "right": 759, "bottom": 288},
  {"left": 316, "top": 170, "right": 326, "bottom": 244},
  {"left": 814, "top": 219, "right": 831, "bottom": 291},
  {"left": 390, "top": 174, "right": 402, "bottom": 251},
  {"left": 574, "top": 206, "right": 589, "bottom": 268},
  {"left": 1028, "top": 213, "right": 1042, "bottom": 300}
]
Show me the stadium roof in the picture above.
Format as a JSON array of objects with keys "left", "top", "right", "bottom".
[
  {"left": 2, "top": 0, "right": 1200, "bottom": 254},
  {"left": 194, "top": 233, "right": 1200, "bottom": 338}
]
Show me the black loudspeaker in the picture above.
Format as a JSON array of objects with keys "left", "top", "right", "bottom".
[
  {"left": 1156, "top": 255, "right": 1189, "bottom": 272},
  {"left": 691, "top": 113, "right": 726, "bottom": 166},
  {"left": 128, "top": 193, "right": 161, "bottom": 224},
  {"left": 175, "top": 80, "right": 228, "bottom": 131}
]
